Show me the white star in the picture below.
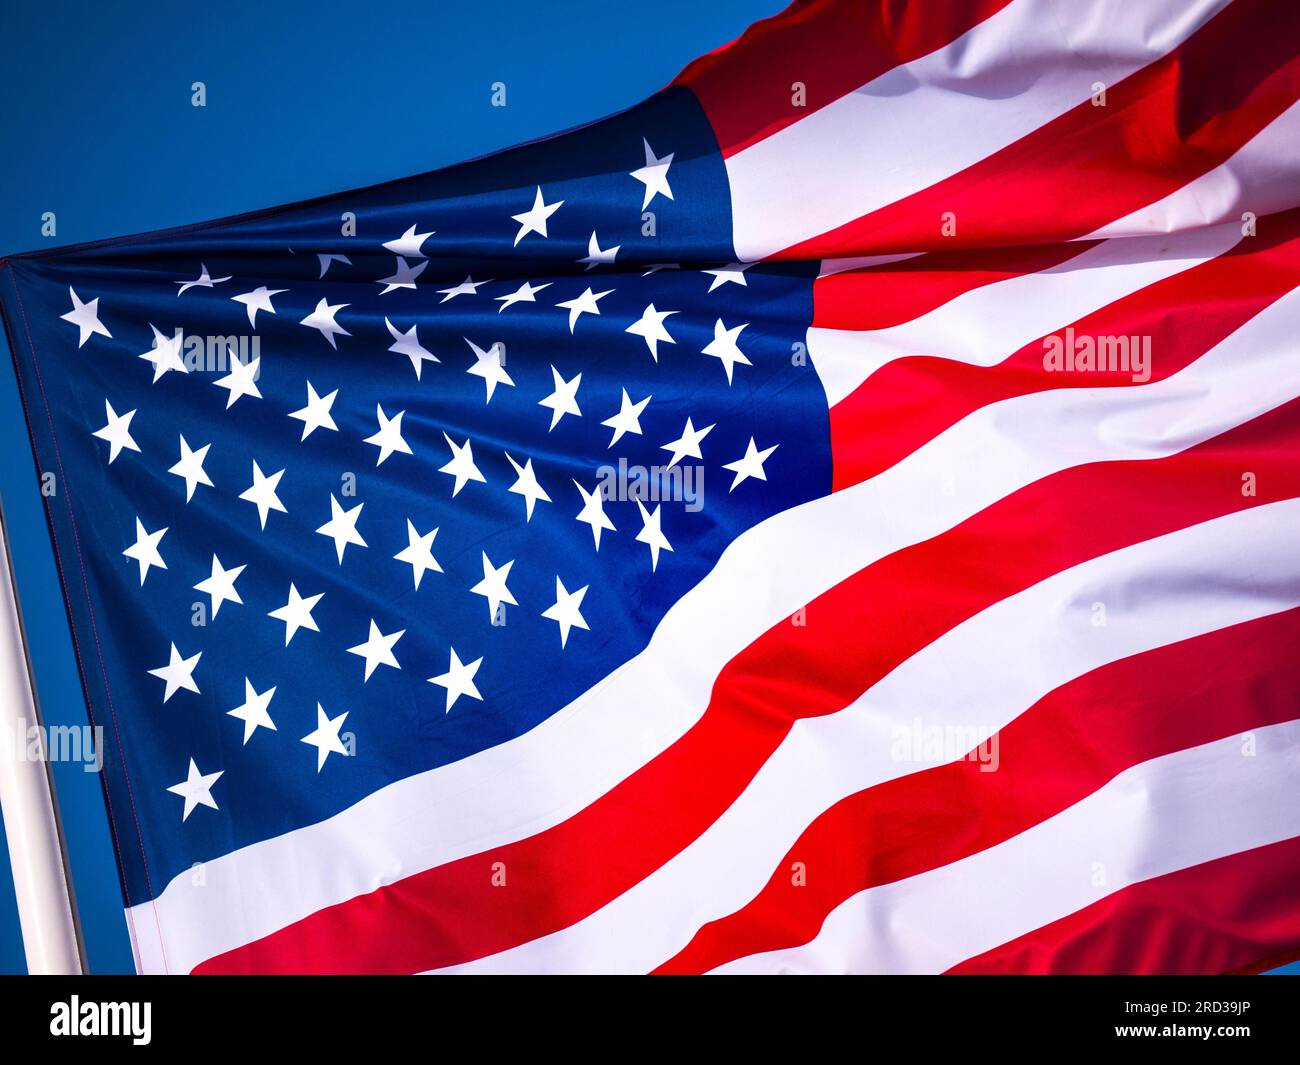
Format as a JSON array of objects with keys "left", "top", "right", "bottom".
[
  {"left": 316, "top": 494, "right": 367, "bottom": 563},
  {"left": 538, "top": 365, "right": 582, "bottom": 430},
  {"left": 122, "top": 518, "right": 167, "bottom": 585},
  {"left": 541, "top": 576, "right": 589, "bottom": 649},
  {"left": 148, "top": 642, "right": 201, "bottom": 703},
  {"left": 394, "top": 520, "right": 441, "bottom": 589},
  {"left": 630, "top": 139, "right": 674, "bottom": 209},
  {"left": 300, "top": 298, "right": 351, "bottom": 348},
  {"left": 301, "top": 703, "right": 349, "bottom": 771},
  {"left": 555, "top": 287, "right": 612, "bottom": 333},
  {"left": 193, "top": 554, "right": 244, "bottom": 617},
  {"left": 61, "top": 287, "right": 111, "bottom": 347},
  {"left": 288, "top": 381, "right": 339, "bottom": 440},
  {"left": 470, "top": 551, "right": 517, "bottom": 624},
  {"left": 495, "top": 280, "right": 551, "bottom": 312},
  {"left": 601, "top": 388, "right": 651, "bottom": 447},
  {"left": 363, "top": 404, "right": 413, "bottom": 465},
  {"left": 578, "top": 231, "right": 619, "bottom": 269},
  {"left": 139, "top": 324, "right": 188, "bottom": 383},
  {"left": 268, "top": 582, "right": 323, "bottom": 645},
  {"left": 317, "top": 253, "right": 351, "bottom": 278},
  {"left": 625, "top": 303, "right": 677, "bottom": 362},
  {"left": 175, "top": 263, "right": 231, "bottom": 295},
  {"left": 702, "top": 319, "right": 753, "bottom": 384},
  {"left": 635, "top": 499, "right": 673, "bottom": 572},
  {"left": 437, "top": 276, "right": 490, "bottom": 302},
  {"left": 228, "top": 678, "right": 276, "bottom": 744},
  {"left": 465, "top": 338, "right": 514, "bottom": 402},
  {"left": 377, "top": 256, "right": 427, "bottom": 295},
  {"left": 703, "top": 262, "right": 753, "bottom": 291},
  {"left": 439, "top": 432, "right": 486, "bottom": 496},
  {"left": 660, "top": 417, "right": 714, "bottom": 468},
  {"left": 213, "top": 351, "right": 263, "bottom": 407},
  {"left": 504, "top": 453, "right": 551, "bottom": 520},
  {"left": 383, "top": 223, "right": 434, "bottom": 258},
  {"left": 92, "top": 399, "right": 139, "bottom": 463},
  {"left": 428, "top": 648, "right": 482, "bottom": 713},
  {"left": 167, "top": 758, "right": 222, "bottom": 821},
  {"left": 723, "top": 437, "right": 779, "bottom": 490},
  {"left": 511, "top": 186, "right": 563, "bottom": 245},
  {"left": 347, "top": 619, "right": 405, "bottom": 681},
  {"left": 168, "top": 434, "right": 213, "bottom": 501},
  {"left": 384, "top": 318, "right": 439, "bottom": 379},
  {"left": 239, "top": 461, "right": 287, "bottom": 529},
  {"left": 231, "top": 285, "right": 286, "bottom": 327},
  {"left": 573, "top": 479, "right": 616, "bottom": 549}
]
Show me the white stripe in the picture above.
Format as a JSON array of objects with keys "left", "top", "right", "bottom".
[
  {"left": 713, "top": 718, "right": 1300, "bottom": 973},
  {"left": 438, "top": 498, "right": 1300, "bottom": 973},
  {"left": 725, "top": 0, "right": 1228, "bottom": 260},
  {"left": 808, "top": 222, "right": 1242, "bottom": 407},
  {"left": 1087, "top": 100, "right": 1300, "bottom": 239},
  {"left": 127, "top": 280, "right": 1300, "bottom": 974},
  {"left": 816, "top": 252, "right": 921, "bottom": 277}
]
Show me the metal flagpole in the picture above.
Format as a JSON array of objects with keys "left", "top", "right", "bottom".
[{"left": 0, "top": 497, "right": 84, "bottom": 973}]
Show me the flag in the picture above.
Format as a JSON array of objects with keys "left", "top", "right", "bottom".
[{"left": 2, "top": 0, "right": 1299, "bottom": 975}]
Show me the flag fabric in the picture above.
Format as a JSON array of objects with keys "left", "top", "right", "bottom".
[{"left": 2, "top": 0, "right": 1299, "bottom": 975}]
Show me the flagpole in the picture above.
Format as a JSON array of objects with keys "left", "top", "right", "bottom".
[{"left": 0, "top": 497, "right": 84, "bottom": 974}]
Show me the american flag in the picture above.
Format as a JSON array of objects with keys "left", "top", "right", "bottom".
[{"left": 2, "top": 0, "right": 1299, "bottom": 975}]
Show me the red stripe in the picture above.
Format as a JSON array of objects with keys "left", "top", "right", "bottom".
[
  {"left": 1228, "top": 945, "right": 1300, "bottom": 976},
  {"left": 812, "top": 241, "right": 1094, "bottom": 331},
  {"left": 829, "top": 206, "right": 1300, "bottom": 492},
  {"left": 948, "top": 834, "right": 1300, "bottom": 974},
  {"left": 673, "top": 0, "right": 1011, "bottom": 158},
  {"left": 777, "top": 0, "right": 1300, "bottom": 259},
  {"left": 195, "top": 393, "right": 1300, "bottom": 974},
  {"left": 656, "top": 604, "right": 1300, "bottom": 973}
]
